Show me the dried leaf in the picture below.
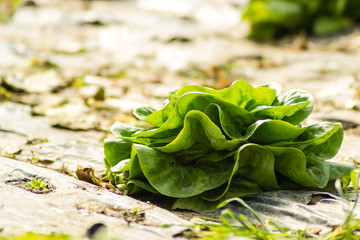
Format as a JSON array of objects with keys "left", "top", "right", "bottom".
[{"left": 76, "top": 165, "right": 101, "bottom": 186}]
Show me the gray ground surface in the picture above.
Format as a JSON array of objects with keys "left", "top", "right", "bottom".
[
  {"left": 1, "top": 156, "right": 189, "bottom": 239},
  {"left": 1, "top": 0, "right": 360, "bottom": 239}
]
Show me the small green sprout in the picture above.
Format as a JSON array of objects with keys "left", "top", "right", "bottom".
[{"left": 26, "top": 177, "right": 47, "bottom": 190}]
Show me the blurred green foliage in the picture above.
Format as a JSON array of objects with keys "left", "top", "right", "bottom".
[
  {"left": 242, "top": 0, "right": 360, "bottom": 41},
  {"left": 0, "top": 0, "right": 23, "bottom": 23},
  {"left": 0, "top": 233, "right": 79, "bottom": 240}
]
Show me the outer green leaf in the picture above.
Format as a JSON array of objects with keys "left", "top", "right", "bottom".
[
  {"left": 200, "top": 176, "right": 262, "bottom": 202},
  {"left": 236, "top": 143, "right": 280, "bottom": 191},
  {"left": 155, "top": 110, "right": 245, "bottom": 153},
  {"left": 134, "top": 93, "right": 211, "bottom": 139},
  {"left": 260, "top": 82, "right": 284, "bottom": 106},
  {"left": 133, "top": 105, "right": 157, "bottom": 120},
  {"left": 203, "top": 102, "right": 256, "bottom": 139},
  {"left": 280, "top": 89, "right": 314, "bottom": 125},
  {"left": 143, "top": 93, "right": 177, "bottom": 127},
  {"left": 248, "top": 119, "right": 306, "bottom": 144},
  {"left": 267, "top": 146, "right": 328, "bottom": 188},
  {"left": 273, "top": 122, "right": 342, "bottom": 151},
  {"left": 275, "top": 173, "right": 303, "bottom": 190},
  {"left": 303, "top": 123, "right": 343, "bottom": 161},
  {"left": 127, "top": 179, "right": 160, "bottom": 194},
  {"left": 172, "top": 197, "right": 220, "bottom": 213},
  {"left": 129, "top": 149, "right": 145, "bottom": 179},
  {"left": 328, "top": 162, "right": 357, "bottom": 181},
  {"left": 199, "top": 151, "right": 241, "bottom": 202},
  {"left": 173, "top": 178, "right": 262, "bottom": 212},
  {"left": 110, "top": 122, "right": 177, "bottom": 146},
  {"left": 155, "top": 110, "right": 222, "bottom": 153},
  {"left": 250, "top": 89, "right": 313, "bottom": 125},
  {"left": 223, "top": 177, "right": 263, "bottom": 199},
  {"left": 305, "top": 158, "right": 330, "bottom": 188},
  {"left": 126, "top": 181, "right": 143, "bottom": 195},
  {"left": 104, "top": 139, "right": 132, "bottom": 172},
  {"left": 135, "top": 144, "right": 234, "bottom": 198},
  {"left": 250, "top": 101, "right": 310, "bottom": 124},
  {"left": 111, "top": 122, "right": 143, "bottom": 138},
  {"left": 297, "top": 122, "right": 341, "bottom": 145}
]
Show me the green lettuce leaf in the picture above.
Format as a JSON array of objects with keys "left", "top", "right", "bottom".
[
  {"left": 135, "top": 144, "right": 235, "bottom": 198},
  {"left": 236, "top": 143, "right": 280, "bottom": 191},
  {"left": 104, "top": 139, "right": 132, "bottom": 172}
]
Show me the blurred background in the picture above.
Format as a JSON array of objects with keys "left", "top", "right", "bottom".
[{"left": 0, "top": 0, "right": 360, "bottom": 171}]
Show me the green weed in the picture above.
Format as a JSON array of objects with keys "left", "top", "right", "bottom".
[
  {"left": 194, "top": 171, "right": 360, "bottom": 240},
  {"left": 26, "top": 177, "right": 47, "bottom": 190}
]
